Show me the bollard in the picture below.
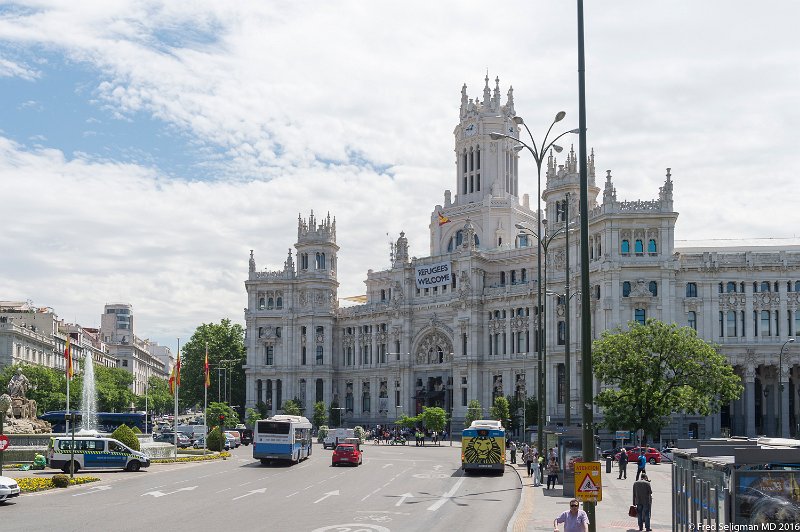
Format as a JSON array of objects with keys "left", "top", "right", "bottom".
[{"left": 606, "top": 456, "right": 612, "bottom": 473}]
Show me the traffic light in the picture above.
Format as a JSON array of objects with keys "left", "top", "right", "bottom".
[{"left": 219, "top": 414, "right": 225, "bottom": 427}]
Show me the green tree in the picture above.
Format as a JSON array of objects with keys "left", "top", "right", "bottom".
[
  {"left": 353, "top": 425, "right": 366, "bottom": 442},
  {"left": 245, "top": 407, "right": 260, "bottom": 427},
  {"left": 396, "top": 414, "right": 417, "bottom": 430},
  {"left": 317, "top": 425, "right": 329, "bottom": 443},
  {"left": 111, "top": 424, "right": 140, "bottom": 451},
  {"left": 418, "top": 406, "right": 447, "bottom": 433},
  {"left": 0, "top": 364, "right": 67, "bottom": 414},
  {"left": 312, "top": 401, "right": 327, "bottom": 428},
  {"left": 94, "top": 365, "right": 135, "bottom": 412},
  {"left": 506, "top": 394, "right": 538, "bottom": 434},
  {"left": 207, "top": 426, "right": 224, "bottom": 452},
  {"left": 177, "top": 319, "right": 246, "bottom": 410},
  {"left": 464, "top": 399, "right": 482, "bottom": 429},
  {"left": 282, "top": 399, "right": 301, "bottom": 416},
  {"left": 134, "top": 376, "right": 172, "bottom": 415},
  {"left": 256, "top": 401, "right": 268, "bottom": 418},
  {"left": 490, "top": 396, "right": 511, "bottom": 429},
  {"left": 593, "top": 319, "right": 743, "bottom": 441},
  {"left": 205, "top": 401, "right": 239, "bottom": 428}
]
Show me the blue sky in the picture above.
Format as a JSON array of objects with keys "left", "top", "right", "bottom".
[{"left": 1, "top": 1, "right": 799, "bottom": 349}]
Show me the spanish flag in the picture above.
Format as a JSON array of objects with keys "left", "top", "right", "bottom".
[
  {"left": 204, "top": 345, "right": 210, "bottom": 388},
  {"left": 175, "top": 351, "right": 181, "bottom": 387},
  {"left": 64, "top": 335, "right": 73, "bottom": 380},
  {"left": 169, "top": 364, "right": 176, "bottom": 395},
  {"left": 438, "top": 211, "right": 450, "bottom": 226}
]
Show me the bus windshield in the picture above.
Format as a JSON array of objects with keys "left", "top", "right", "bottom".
[{"left": 257, "top": 421, "right": 290, "bottom": 435}]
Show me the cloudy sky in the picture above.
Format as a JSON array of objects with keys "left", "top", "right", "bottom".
[{"left": 1, "top": 1, "right": 798, "bottom": 350}]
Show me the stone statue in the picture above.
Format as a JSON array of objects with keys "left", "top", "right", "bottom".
[{"left": 7, "top": 368, "right": 31, "bottom": 399}]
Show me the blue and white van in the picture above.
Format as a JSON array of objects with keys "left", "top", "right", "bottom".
[{"left": 47, "top": 436, "right": 151, "bottom": 473}]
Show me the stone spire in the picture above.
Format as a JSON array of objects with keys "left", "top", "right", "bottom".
[
  {"left": 249, "top": 249, "right": 255, "bottom": 273},
  {"left": 603, "top": 170, "right": 617, "bottom": 204},
  {"left": 482, "top": 73, "right": 491, "bottom": 106},
  {"left": 283, "top": 248, "right": 294, "bottom": 273},
  {"left": 492, "top": 76, "right": 501, "bottom": 111},
  {"left": 659, "top": 167, "right": 674, "bottom": 208}
]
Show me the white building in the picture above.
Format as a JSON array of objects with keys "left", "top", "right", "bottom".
[{"left": 243, "top": 76, "right": 800, "bottom": 441}]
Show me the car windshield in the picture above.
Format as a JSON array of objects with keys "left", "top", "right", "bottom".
[{"left": 335, "top": 445, "right": 354, "bottom": 452}]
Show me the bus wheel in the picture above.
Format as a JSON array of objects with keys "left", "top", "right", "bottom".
[
  {"left": 126, "top": 460, "right": 141, "bottom": 472},
  {"left": 63, "top": 461, "right": 79, "bottom": 474}
]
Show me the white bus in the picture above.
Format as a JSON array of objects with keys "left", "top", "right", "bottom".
[{"left": 253, "top": 415, "right": 313, "bottom": 465}]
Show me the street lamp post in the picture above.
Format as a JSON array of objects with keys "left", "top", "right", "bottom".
[
  {"left": 492, "top": 118, "right": 576, "bottom": 456},
  {"left": 779, "top": 338, "right": 795, "bottom": 438}
]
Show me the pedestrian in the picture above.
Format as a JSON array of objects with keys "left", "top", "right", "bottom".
[
  {"left": 553, "top": 498, "right": 590, "bottom": 532},
  {"left": 509, "top": 440, "right": 517, "bottom": 464},
  {"left": 632, "top": 472, "right": 653, "bottom": 531},
  {"left": 538, "top": 453, "right": 546, "bottom": 483},
  {"left": 636, "top": 449, "right": 647, "bottom": 480},
  {"left": 546, "top": 456, "right": 559, "bottom": 490},
  {"left": 618, "top": 448, "right": 628, "bottom": 479},
  {"left": 523, "top": 445, "right": 533, "bottom": 477}
]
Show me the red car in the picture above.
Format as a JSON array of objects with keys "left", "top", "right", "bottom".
[
  {"left": 616, "top": 446, "right": 661, "bottom": 465},
  {"left": 332, "top": 443, "right": 362, "bottom": 466}
]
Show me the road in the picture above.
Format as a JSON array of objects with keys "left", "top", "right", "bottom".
[{"left": 1, "top": 442, "right": 521, "bottom": 531}]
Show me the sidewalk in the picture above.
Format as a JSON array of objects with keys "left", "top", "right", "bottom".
[{"left": 509, "top": 460, "right": 672, "bottom": 531}]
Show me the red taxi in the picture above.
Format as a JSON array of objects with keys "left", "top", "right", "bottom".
[{"left": 331, "top": 443, "right": 362, "bottom": 466}]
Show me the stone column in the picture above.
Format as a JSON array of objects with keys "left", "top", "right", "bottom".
[
  {"left": 781, "top": 365, "right": 790, "bottom": 438},
  {"left": 745, "top": 366, "right": 756, "bottom": 437}
]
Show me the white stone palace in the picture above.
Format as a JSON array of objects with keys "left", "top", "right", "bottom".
[{"left": 244, "top": 76, "right": 800, "bottom": 442}]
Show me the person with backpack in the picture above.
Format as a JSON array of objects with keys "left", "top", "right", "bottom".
[{"left": 636, "top": 449, "right": 647, "bottom": 480}]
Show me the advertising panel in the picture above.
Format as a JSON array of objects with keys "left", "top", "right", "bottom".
[{"left": 733, "top": 470, "right": 800, "bottom": 525}]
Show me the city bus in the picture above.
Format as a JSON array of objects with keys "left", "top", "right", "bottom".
[
  {"left": 40, "top": 411, "right": 147, "bottom": 434},
  {"left": 461, "top": 419, "right": 506, "bottom": 474},
  {"left": 253, "top": 415, "right": 313, "bottom": 465}
]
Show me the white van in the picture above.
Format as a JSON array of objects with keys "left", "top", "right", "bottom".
[
  {"left": 47, "top": 436, "right": 151, "bottom": 473},
  {"left": 323, "top": 428, "right": 355, "bottom": 449}
]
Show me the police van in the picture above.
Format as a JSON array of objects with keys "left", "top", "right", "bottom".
[{"left": 47, "top": 436, "right": 151, "bottom": 473}]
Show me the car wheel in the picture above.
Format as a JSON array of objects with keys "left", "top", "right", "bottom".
[
  {"left": 649, "top": 457, "right": 657, "bottom": 465},
  {"left": 127, "top": 460, "right": 141, "bottom": 472}
]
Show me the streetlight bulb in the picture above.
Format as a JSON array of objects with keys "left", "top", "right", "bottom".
[
  {"left": 555, "top": 111, "right": 566, "bottom": 122},
  {"left": 513, "top": 116, "right": 524, "bottom": 125},
  {"left": 569, "top": 129, "right": 580, "bottom": 134},
  {"left": 489, "top": 132, "right": 504, "bottom": 140},
  {"left": 553, "top": 145, "right": 563, "bottom": 153},
  {"left": 515, "top": 222, "right": 533, "bottom": 231},
  {"left": 513, "top": 145, "right": 524, "bottom": 153}
]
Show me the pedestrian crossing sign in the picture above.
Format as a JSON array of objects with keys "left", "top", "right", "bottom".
[{"left": 574, "top": 461, "right": 602, "bottom": 502}]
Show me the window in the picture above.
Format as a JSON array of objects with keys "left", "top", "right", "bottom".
[
  {"left": 259, "top": 297, "right": 265, "bottom": 310},
  {"left": 381, "top": 289, "right": 386, "bottom": 301},
  {"left": 634, "top": 308, "right": 646, "bottom": 325},
  {"left": 688, "top": 311, "right": 697, "bottom": 331},
  {"left": 761, "top": 310, "right": 771, "bottom": 337},
  {"left": 266, "top": 346, "right": 274, "bottom": 365},
  {"left": 635, "top": 239, "right": 644, "bottom": 254},
  {"left": 795, "top": 310, "right": 800, "bottom": 338},
  {"left": 720, "top": 312, "right": 725, "bottom": 337},
  {"left": 276, "top": 297, "right": 283, "bottom": 309},
  {"left": 595, "top": 285, "right": 601, "bottom": 300},
  {"left": 122, "top": 360, "right": 128, "bottom": 367},
  {"left": 316, "top": 379, "right": 324, "bottom": 403},
  {"left": 622, "top": 281, "right": 631, "bottom": 297},
  {"left": 557, "top": 363, "right": 565, "bottom": 404},
  {"left": 267, "top": 297, "right": 274, "bottom": 309},
  {"left": 301, "top": 346, "right": 307, "bottom": 365},
  {"left": 500, "top": 272, "right": 506, "bottom": 286},
  {"left": 686, "top": 283, "right": 697, "bottom": 298},
  {"left": 648, "top": 239, "right": 657, "bottom": 253},
  {"left": 462, "top": 388, "right": 468, "bottom": 407},
  {"left": 727, "top": 311, "right": 737, "bottom": 337},
  {"left": 510, "top": 270, "right": 517, "bottom": 284},
  {"left": 257, "top": 379, "right": 263, "bottom": 403},
  {"left": 258, "top": 327, "right": 263, "bottom": 338},
  {"left": 761, "top": 281, "right": 771, "bottom": 292},
  {"left": 521, "top": 269, "right": 527, "bottom": 282},
  {"left": 275, "top": 327, "right": 281, "bottom": 338},
  {"left": 557, "top": 321, "right": 566, "bottom": 345},
  {"left": 649, "top": 281, "right": 658, "bottom": 297},
  {"left": 276, "top": 380, "right": 282, "bottom": 410},
  {"left": 621, "top": 239, "right": 630, "bottom": 254},
  {"left": 726, "top": 282, "right": 736, "bottom": 293}
]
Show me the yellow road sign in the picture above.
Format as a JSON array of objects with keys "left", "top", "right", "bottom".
[{"left": 574, "top": 461, "right": 602, "bottom": 502}]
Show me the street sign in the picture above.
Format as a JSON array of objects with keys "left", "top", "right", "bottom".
[
  {"left": 574, "top": 461, "right": 602, "bottom": 503},
  {"left": 0, "top": 434, "right": 9, "bottom": 451},
  {"left": 615, "top": 430, "right": 630, "bottom": 441}
]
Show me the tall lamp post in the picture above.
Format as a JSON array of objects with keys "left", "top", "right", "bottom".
[
  {"left": 779, "top": 338, "right": 794, "bottom": 437},
  {"left": 492, "top": 118, "right": 577, "bottom": 455}
]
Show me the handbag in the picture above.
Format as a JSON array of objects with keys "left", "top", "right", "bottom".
[{"left": 628, "top": 505, "right": 638, "bottom": 518}]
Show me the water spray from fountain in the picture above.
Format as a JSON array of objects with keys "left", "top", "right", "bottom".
[{"left": 80, "top": 352, "right": 98, "bottom": 433}]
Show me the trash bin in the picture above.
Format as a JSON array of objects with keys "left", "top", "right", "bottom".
[{"left": 606, "top": 456, "right": 612, "bottom": 473}]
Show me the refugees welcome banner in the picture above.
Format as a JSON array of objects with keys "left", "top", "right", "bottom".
[{"left": 415, "top": 261, "right": 452, "bottom": 289}]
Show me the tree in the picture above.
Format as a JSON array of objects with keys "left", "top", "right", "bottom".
[
  {"left": 177, "top": 319, "right": 246, "bottom": 410},
  {"left": 134, "top": 376, "right": 172, "bottom": 415},
  {"left": 245, "top": 408, "right": 260, "bottom": 427},
  {"left": 207, "top": 426, "right": 224, "bottom": 452},
  {"left": 490, "top": 396, "right": 511, "bottom": 429},
  {"left": 111, "top": 424, "right": 140, "bottom": 451},
  {"left": 396, "top": 414, "right": 417, "bottom": 430},
  {"left": 312, "top": 401, "right": 327, "bottom": 428},
  {"left": 418, "top": 406, "right": 447, "bottom": 433},
  {"left": 464, "top": 399, "right": 482, "bottom": 429},
  {"left": 205, "top": 401, "right": 239, "bottom": 428},
  {"left": 507, "top": 394, "right": 538, "bottom": 435},
  {"left": 94, "top": 365, "right": 135, "bottom": 412},
  {"left": 593, "top": 319, "right": 743, "bottom": 442},
  {"left": 282, "top": 399, "right": 301, "bottom": 416},
  {"left": 255, "top": 401, "right": 268, "bottom": 418}
]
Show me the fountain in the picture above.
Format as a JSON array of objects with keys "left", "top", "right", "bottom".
[{"left": 80, "top": 353, "right": 98, "bottom": 432}]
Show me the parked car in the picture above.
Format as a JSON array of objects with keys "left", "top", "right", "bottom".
[
  {"left": 153, "top": 432, "right": 191, "bottom": 448},
  {"left": 238, "top": 428, "right": 253, "bottom": 446},
  {"left": 601, "top": 447, "right": 625, "bottom": 460},
  {"left": 224, "top": 434, "right": 235, "bottom": 451},
  {"left": 331, "top": 443, "right": 362, "bottom": 466},
  {"left": 192, "top": 436, "right": 206, "bottom": 449},
  {"left": 0, "top": 475, "right": 21, "bottom": 503},
  {"left": 616, "top": 446, "right": 662, "bottom": 465},
  {"left": 224, "top": 430, "right": 241, "bottom": 448}
]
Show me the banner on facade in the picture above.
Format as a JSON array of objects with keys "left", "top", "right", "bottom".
[{"left": 415, "top": 261, "right": 452, "bottom": 289}]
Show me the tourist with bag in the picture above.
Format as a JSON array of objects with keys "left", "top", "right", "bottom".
[{"left": 632, "top": 472, "right": 653, "bottom": 531}]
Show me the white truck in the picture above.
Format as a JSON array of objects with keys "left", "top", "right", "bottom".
[{"left": 323, "top": 428, "right": 355, "bottom": 449}]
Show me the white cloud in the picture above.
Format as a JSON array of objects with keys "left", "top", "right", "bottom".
[
  {"left": 1, "top": 1, "right": 799, "bottom": 346},
  {"left": 0, "top": 56, "right": 39, "bottom": 80}
]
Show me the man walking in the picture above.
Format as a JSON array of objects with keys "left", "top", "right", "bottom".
[
  {"left": 618, "top": 448, "right": 628, "bottom": 479},
  {"left": 636, "top": 449, "right": 647, "bottom": 480},
  {"left": 553, "top": 498, "right": 590, "bottom": 532},
  {"left": 509, "top": 440, "right": 517, "bottom": 464},
  {"left": 632, "top": 472, "right": 653, "bottom": 531}
]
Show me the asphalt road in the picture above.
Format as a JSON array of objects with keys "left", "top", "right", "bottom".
[{"left": 1, "top": 442, "right": 521, "bottom": 532}]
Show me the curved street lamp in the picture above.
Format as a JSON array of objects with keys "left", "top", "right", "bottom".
[{"left": 492, "top": 115, "right": 576, "bottom": 455}]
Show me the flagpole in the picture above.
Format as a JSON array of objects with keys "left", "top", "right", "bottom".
[
  {"left": 65, "top": 337, "right": 71, "bottom": 435},
  {"left": 174, "top": 338, "right": 180, "bottom": 452},
  {"left": 204, "top": 341, "right": 208, "bottom": 457},
  {"left": 66, "top": 370, "right": 70, "bottom": 435}
]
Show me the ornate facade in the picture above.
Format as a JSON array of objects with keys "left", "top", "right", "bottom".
[{"left": 244, "top": 76, "right": 800, "bottom": 441}]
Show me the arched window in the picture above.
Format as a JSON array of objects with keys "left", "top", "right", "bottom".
[
  {"left": 276, "top": 297, "right": 283, "bottom": 309},
  {"left": 635, "top": 239, "right": 644, "bottom": 254},
  {"left": 510, "top": 271, "right": 517, "bottom": 284},
  {"left": 267, "top": 297, "right": 274, "bottom": 309},
  {"left": 258, "top": 297, "right": 265, "bottom": 310},
  {"left": 557, "top": 321, "right": 566, "bottom": 345},
  {"left": 688, "top": 311, "right": 697, "bottom": 331},
  {"left": 649, "top": 281, "right": 658, "bottom": 296},
  {"left": 761, "top": 281, "right": 771, "bottom": 292},
  {"left": 686, "top": 283, "right": 697, "bottom": 297},
  {"left": 726, "top": 282, "right": 736, "bottom": 293},
  {"left": 621, "top": 240, "right": 630, "bottom": 254},
  {"left": 301, "top": 346, "right": 307, "bottom": 365},
  {"left": 521, "top": 269, "right": 527, "bottom": 282},
  {"left": 648, "top": 239, "right": 657, "bottom": 253},
  {"left": 275, "top": 327, "right": 281, "bottom": 338},
  {"left": 623, "top": 281, "right": 631, "bottom": 297}
]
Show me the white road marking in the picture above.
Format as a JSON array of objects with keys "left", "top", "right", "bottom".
[
  {"left": 395, "top": 492, "right": 414, "bottom": 506},
  {"left": 72, "top": 485, "right": 112, "bottom": 497},
  {"left": 360, "top": 487, "right": 382, "bottom": 502},
  {"left": 142, "top": 486, "right": 198, "bottom": 498},
  {"left": 382, "top": 463, "right": 393, "bottom": 468},
  {"left": 232, "top": 487, "right": 266, "bottom": 501},
  {"left": 427, "top": 475, "right": 466, "bottom": 512},
  {"left": 215, "top": 487, "right": 232, "bottom": 493},
  {"left": 313, "top": 490, "right": 339, "bottom": 503},
  {"left": 286, "top": 491, "right": 299, "bottom": 498}
]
